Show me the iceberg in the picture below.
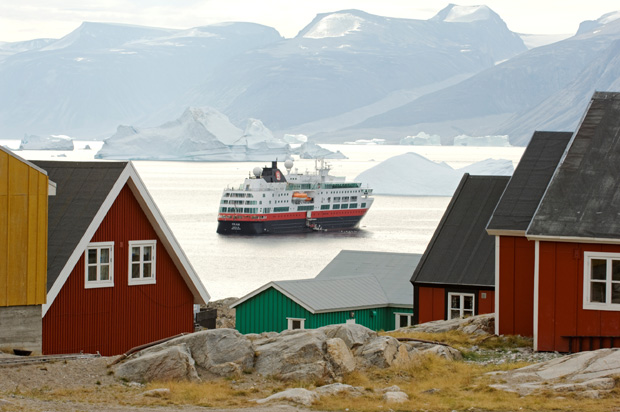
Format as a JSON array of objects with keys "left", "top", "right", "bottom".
[
  {"left": 283, "top": 134, "right": 308, "bottom": 144},
  {"left": 19, "top": 134, "right": 74, "bottom": 150},
  {"left": 453, "top": 134, "right": 511, "bottom": 147},
  {"left": 293, "top": 141, "right": 347, "bottom": 159},
  {"left": 355, "top": 152, "right": 513, "bottom": 196},
  {"left": 95, "top": 107, "right": 291, "bottom": 161},
  {"left": 400, "top": 132, "right": 441, "bottom": 146}
]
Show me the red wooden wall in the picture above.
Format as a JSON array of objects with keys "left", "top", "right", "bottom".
[
  {"left": 477, "top": 290, "right": 495, "bottom": 315},
  {"left": 416, "top": 286, "right": 495, "bottom": 324},
  {"left": 537, "top": 241, "right": 620, "bottom": 352},
  {"left": 417, "top": 286, "right": 446, "bottom": 323},
  {"left": 43, "top": 184, "right": 195, "bottom": 355},
  {"left": 498, "top": 236, "right": 535, "bottom": 337}
]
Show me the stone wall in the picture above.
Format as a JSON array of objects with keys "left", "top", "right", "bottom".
[{"left": 0, "top": 305, "right": 42, "bottom": 353}]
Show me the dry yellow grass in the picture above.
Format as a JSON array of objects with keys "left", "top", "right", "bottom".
[{"left": 316, "top": 354, "right": 620, "bottom": 412}]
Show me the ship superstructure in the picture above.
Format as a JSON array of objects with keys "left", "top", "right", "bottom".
[{"left": 217, "top": 159, "right": 374, "bottom": 234}]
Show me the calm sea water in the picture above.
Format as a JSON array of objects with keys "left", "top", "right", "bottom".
[{"left": 7, "top": 141, "right": 524, "bottom": 300}]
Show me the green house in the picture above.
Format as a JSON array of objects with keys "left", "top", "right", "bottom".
[{"left": 232, "top": 250, "right": 421, "bottom": 334}]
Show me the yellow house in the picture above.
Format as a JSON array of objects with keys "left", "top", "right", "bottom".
[{"left": 0, "top": 146, "right": 54, "bottom": 353}]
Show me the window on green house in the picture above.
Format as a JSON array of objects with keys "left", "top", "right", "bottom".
[{"left": 287, "top": 317, "right": 305, "bottom": 330}]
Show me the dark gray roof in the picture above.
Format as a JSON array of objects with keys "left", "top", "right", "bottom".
[
  {"left": 411, "top": 174, "right": 509, "bottom": 287},
  {"left": 487, "top": 131, "right": 572, "bottom": 234},
  {"left": 32, "top": 161, "right": 128, "bottom": 292},
  {"left": 527, "top": 92, "right": 620, "bottom": 240}
]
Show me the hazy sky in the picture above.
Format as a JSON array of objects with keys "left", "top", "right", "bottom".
[{"left": 1, "top": 0, "right": 619, "bottom": 43}]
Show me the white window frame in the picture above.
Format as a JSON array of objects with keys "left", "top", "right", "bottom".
[
  {"left": 447, "top": 292, "right": 475, "bottom": 320},
  {"left": 84, "top": 242, "right": 114, "bottom": 289},
  {"left": 583, "top": 251, "right": 620, "bottom": 311},
  {"left": 394, "top": 313, "right": 414, "bottom": 329},
  {"left": 287, "top": 317, "right": 305, "bottom": 330},
  {"left": 128, "top": 240, "right": 157, "bottom": 286}
]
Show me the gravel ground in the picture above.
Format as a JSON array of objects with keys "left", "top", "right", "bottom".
[{"left": 0, "top": 354, "right": 326, "bottom": 412}]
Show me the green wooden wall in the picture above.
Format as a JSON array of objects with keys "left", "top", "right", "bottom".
[{"left": 235, "top": 286, "right": 413, "bottom": 334}]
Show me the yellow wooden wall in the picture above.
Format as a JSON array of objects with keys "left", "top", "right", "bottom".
[{"left": 0, "top": 150, "right": 48, "bottom": 306}]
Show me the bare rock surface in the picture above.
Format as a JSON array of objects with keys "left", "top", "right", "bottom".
[
  {"left": 204, "top": 297, "right": 237, "bottom": 329},
  {"left": 253, "top": 329, "right": 334, "bottom": 381},
  {"left": 320, "top": 323, "right": 378, "bottom": 349},
  {"left": 383, "top": 391, "right": 409, "bottom": 403},
  {"left": 115, "top": 344, "right": 199, "bottom": 383},
  {"left": 325, "top": 337, "right": 356, "bottom": 374},
  {"left": 119, "top": 329, "right": 254, "bottom": 379},
  {"left": 490, "top": 348, "right": 620, "bottom": 396},
  {"left": 399, "top": 313, "right": 495, "bottom": 335},
  {"left": 255, "top": 388, "right": 319, "bottom": 406}
]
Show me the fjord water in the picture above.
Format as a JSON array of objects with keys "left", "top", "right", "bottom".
[
  {"left": 8, "top": 141, "right": 524, "bottom": 300},
  {"left": 131, "top": 144, "right": 524, "bottom": 300}
]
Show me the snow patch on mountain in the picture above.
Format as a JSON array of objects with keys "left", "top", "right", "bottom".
[
  {"left": 356, "top": 152, "right": 513, "bottom": 196},
  {"left": 303, "top": 13, "right": 364, "bottom": 39},
  {"left": 19, "top": 134, "right": 74, "bottom": 150},
  {"left": 434, "top": 4, "right": 493, "bottom": 23},
  {"left": 96, "top": 107, "right": 290, "bottom": 161}
]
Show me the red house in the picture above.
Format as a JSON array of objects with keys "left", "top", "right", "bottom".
[
  {"left": 489, "top": 92, "right": 620, "bottom": 352},
  {"left": 486, "top": 131, "right": 572, "bottom": 338},
  {"left": 411, "top": 174, "right": 508, "bottom": 324},
  {"left": 34, "top": 161, "right": 210, "bottom": 355}
]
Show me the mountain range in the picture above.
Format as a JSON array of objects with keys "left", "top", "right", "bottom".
[{"left": 0, "top": 5, "right": 619, "bottom": 146}]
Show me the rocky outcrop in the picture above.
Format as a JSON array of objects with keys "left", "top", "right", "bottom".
[
  {"left": 203, "top": 297, "right": 237, "bottom": 329},
  {"left": 113, "top": 324, "right": 460, "bottom": 383},
  {"left": 399, "top": 313, "right": 495, "bottom": 335},
  {"left": 115, "top": 329, "right": 254, "bottom": 381},
  {"left": 253, "top": 329, "right": 335, "bottom": 382},
  {"left": 115, "top": 344, "right": 199, "bottom": 383},
  {"left": 489, "top": 348, "right": 620, "bottom": 397}
]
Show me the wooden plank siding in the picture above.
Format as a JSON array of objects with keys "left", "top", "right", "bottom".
[
  {"left": 43, "top": 184, "right": 195, "bottom": 355},
  {"left": 0, "top": 150, "right": 47, "bottom": 307},
  {"left": 536, "top": 241, "right": 620, "bottom": 352},
  {"left": 235, "top": 287, "right": 412, "bottom": 334},
  {"left": 498, "top": 236, "right": 535, "bottom": 337},
  {"left": 415, "top": 286, "right": 494, "bottom": 324}
]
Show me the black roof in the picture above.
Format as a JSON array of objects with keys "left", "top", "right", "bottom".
[
  {"left": 411, "top": 174, "right": 509, "bottom": 288},
  {"left": 32, "top": 161, "right": 128, "bottom": 292},
  {"left": 486, "top": 131, "right": 572, "bottom": 234},
  {"left": 527, "top": 92, "right": 620, "bottom": 240}
]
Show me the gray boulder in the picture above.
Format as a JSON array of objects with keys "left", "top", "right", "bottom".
[
  {"left": 253, "top": 329, "right": 334, "bottom": 381},
  {"left": 255, "top": 388, "right": 319, "bottom": 406},
  {"left": 325, "top": 338, "right": 356, "bottom": 374},
  {"left": 119, "top": 329, "right": 254, "bottom": 378},
  {"left": 320, "top": 323, "right": 378, "bottom": 349},
  {"left": 383, "top": 391, "right": 409, "bottom": 403},
  {"left": 354, "top": 336, "right": 409, "bottom": 368},
  {"left": 115, "top": 344, "right": 199, "bottom": 383}
]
